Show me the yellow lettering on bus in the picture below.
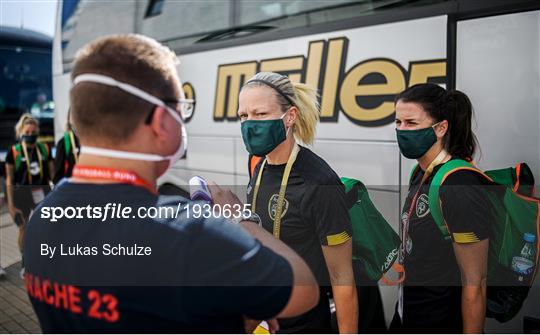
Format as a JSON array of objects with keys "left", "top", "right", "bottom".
[
  {"left": 182, "top": 82, "right": 196, "bottom": 121},
  {"left": 214, "top": 62, "right": 257, "bottom": 120},
  {"left": 320, "top": 38, "right": 348, "bottom": 119},
  {"left": 408, "top": 60, "right": 446, "bottom": 86},
  {"left": 182, "top": 82, "right": 195, "bottom": 100},
  {"left": 304, "top": 40, "right": 325, "bottom": 93},
  {"left": 340, "top": 59, "right": 406, "bottom": 125},
  {"left": 212, "top": 37, "right": 447, "bottom": 126},
  {"left": 259, "top": 56, "right": 305, "bottom": 83}
]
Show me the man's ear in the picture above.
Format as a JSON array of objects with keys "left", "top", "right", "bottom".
[
  {"left": 149, "top": 106, "right": 168, "bottom": 141},
  {"left": 435, "top": 119, "right": 449, "bottom": 139}
]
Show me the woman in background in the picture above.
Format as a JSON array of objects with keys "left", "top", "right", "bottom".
[{"left": 5, "top": 113, "right": 53, "bottom": 278}]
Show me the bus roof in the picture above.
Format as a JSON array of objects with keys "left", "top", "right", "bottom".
[{"left": 0, "top": 26, "right": 52, "bottom": 48}]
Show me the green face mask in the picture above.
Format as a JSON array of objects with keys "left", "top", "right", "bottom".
[
  {"left": 396, "top": 123, "right": 440, "bottom": 159},
  {"left": 21, "top": 134, "right": 38, "bottom": 144},
  {"left": 241, "top": 113, "right": 287, "bottom": 156}
]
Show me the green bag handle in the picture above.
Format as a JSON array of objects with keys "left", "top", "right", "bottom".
[
  {"left": 13, "top": 144, "right": 22, "bottom": 171},
  {"left": 37, "top": 142, "right": 49, "bottom": 161},
  {"left": 64, "top": 131, "right": 72, "bottom": 156},
  {"left": 428, "top": 159, "right": 492, "bottom": 240}
]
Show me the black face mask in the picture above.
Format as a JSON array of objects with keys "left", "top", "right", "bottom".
[{"left": 21, "top": 134, "right": 38, "bottom": 144}]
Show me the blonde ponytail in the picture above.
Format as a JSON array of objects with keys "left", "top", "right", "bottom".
[
  {"left": 14, "top": 113, "right": 39, "bottom": 139},
  {"left": 290, "top": 82, "right": 319, "bottom": 145},
  {"left": 242, "top": 72, "right": 320, "bottom": 145}
]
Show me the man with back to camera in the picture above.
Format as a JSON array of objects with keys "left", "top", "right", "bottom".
[{"left": 23, "top": 34, "right": 319, "bottom": 333}]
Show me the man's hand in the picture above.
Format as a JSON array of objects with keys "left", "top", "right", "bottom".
[
  {"left": 207, "top": 181, "right": 243, "bottom": 207},
  {"left": 208, "top": 181, "right": 319, "bottom": 320}
]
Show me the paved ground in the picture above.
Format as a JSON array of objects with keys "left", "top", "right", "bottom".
[
  {"left": 1, "top": 211, "right": 41, "bottom": 334},
  {"left": 1, "top": 213, "right": 21, "bottom": 269}
]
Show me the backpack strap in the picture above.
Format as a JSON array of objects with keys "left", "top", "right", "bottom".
[
  {"left": 37, "top": 142, "right": 49, "bottom": 161},
  {"left": 64, "top": 131, "right": 72, "bottom": 155},
  {"left": 344, "top": 182, "right": 361, "bottom": 209},
  {"left": 409, "top": 164, "right": 420, "bottom": 184},
  {"left": 248, "top": 155, "right": 263, "bottom": 179},
  {"left": 428, "top": 159, "right": 492, "bottom": 240},
  {"left": 12, "top": 144, "right": 22, "bottom": 171}
]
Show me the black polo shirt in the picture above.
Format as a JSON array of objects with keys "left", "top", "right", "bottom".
[
  {"left": 248, "top": 146, "right": 352, "bottom": 333},
  {"left": 397, "top": 159, "right": 492, "bottom": 333}
]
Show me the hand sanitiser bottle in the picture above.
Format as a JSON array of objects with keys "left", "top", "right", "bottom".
[{"left": 511, "top": 233, "right": 536, "bottom": 283}]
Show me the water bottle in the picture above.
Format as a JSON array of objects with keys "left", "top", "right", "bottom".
[{"left": 511, "top": 233, "right": 536, "bottom": 282}]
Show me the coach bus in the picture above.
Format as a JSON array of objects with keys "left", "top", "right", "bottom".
[
  {"left": 53, "top": 0, "right": 540, "bottom": 332},
  {"left": 0, "top": 26, "right": 54, "bottom": 160}
]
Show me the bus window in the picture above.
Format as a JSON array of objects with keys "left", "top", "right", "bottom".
[
  {"left": 145, "top": 0, "right": 165, "bottom": 18},
  {"left": 154, "top": 0, "right": 450, "bottom": 52},
  {"left": 138, "top": 1, "right": 233, "bottom": 47},
  {"left": 238, "top": 0, "right": 450, "bottom": 31}
]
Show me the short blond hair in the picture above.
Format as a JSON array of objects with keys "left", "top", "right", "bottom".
[
  {"left": 70, "top": 34, "right": 180, "bottom": 142},
  {"left": 15, "top": 113, "right": 39, "bottom": 138},
  {"left": 242, "top": 72, "right": 319, "bottom": 145}
]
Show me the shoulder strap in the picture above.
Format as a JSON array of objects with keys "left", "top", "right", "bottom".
[
  {"left": 409, "top": 164, "right": 420, "bottom": 184},
  {"left": 37, "top": 142, "right": 49, "bottom": 160},
  {"left": 341, "top": 177, "right": 362, "bottom": 209},
  {"left": 428, "top": 159, "right": 491, "bottom": 240},
  {"left": 64, "top": 131, "right": 71, "bottom": 155},
  {"left": 248, "top": 155, "right": 263, "bottom": 179},
  {"left": 12, "top": 144, "right": 22, "bottom": 171}
]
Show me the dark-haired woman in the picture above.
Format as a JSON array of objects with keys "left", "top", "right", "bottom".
[
  {"left": 390, "top": 83, "right": 492, "bottom": 333},
  {"left": 53, "top": 111, "right": 80, "bottom": 184}
]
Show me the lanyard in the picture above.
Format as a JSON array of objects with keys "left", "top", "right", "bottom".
[
  {"left": 71, "top": 165, "right": 156, "bottom": 194},
  {"left": 69, "top": 130, "right": 79, "bottom": 164},
  {"left": 397, "top": 149, "right": 449, "bottom": 319},
  {"left": 21, "top": 142, "right": 43, "bottom": 184},
  {"left": 251, "top": 143, "right": 299, "bottom": 239},
  {"left": 399, "top": 149, "right": 450, "bottom": 259}
]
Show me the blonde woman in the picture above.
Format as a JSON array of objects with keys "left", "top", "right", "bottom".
[
  {"left": 5, "top": 113, "right": 53, "bottom": 277},
  {"left": 239, "top": 72, "right": 358, "bottom": 333}
]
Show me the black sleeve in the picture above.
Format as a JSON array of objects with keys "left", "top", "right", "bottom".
[
  {"left": 6, "top": 146, "right": 14, "bottom": 165},
  {"left": 440, "top": 170, "right": 492, "bottom": 243},
  {"left": 303, "top": 177, "right": 353, "bottom": 246},
  {"left": 184, "top": 217, "right": 293, "bottom": 320},
  {"left": 53, "top": 138, "right": 66, "bottom": 184}
]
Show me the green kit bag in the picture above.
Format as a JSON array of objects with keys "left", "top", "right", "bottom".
[
  {"left": 341, "top": 177, "right": 403, "bottom": 284},
  {"left": 426, "top": 160, "right": 540, "bottom": 323}
]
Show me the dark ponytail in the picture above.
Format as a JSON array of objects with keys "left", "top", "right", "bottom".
[
  {"left": 445, "top": 90, "right": 477, "bottom": 160},
  {"left": 395, "top": 83, "right": 478, "bottom": 160}
]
